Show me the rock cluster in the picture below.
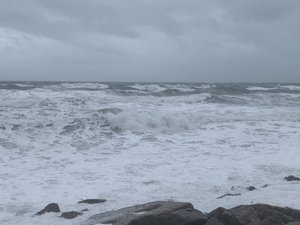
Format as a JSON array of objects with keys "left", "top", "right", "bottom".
[
  {"left": 35, "top": 198, "right": 106, "bottom": 219},
  {"left": 81, "top": 201, "right": 300, "bottom": 225}
]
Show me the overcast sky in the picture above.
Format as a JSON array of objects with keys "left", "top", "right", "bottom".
[{"left": 0, "top": 0, "right": 299, "bottom": 82}]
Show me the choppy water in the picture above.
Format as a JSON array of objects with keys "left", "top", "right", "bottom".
[{"left": 1, "top": 82, "right": 300, "bottom": 224}]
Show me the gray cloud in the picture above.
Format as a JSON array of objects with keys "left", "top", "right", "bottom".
[{"left": 0, "top": 0, "right": 299, "bottom": 82}]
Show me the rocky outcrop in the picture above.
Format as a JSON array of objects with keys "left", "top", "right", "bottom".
[
  {"left": 35, "top": 203, "right": 60, "bottom": 215},
  {"left": 34, "top": 200, "right": 300, "bottom": 224},
  {"left": 284, "top": 176, "right": 300, "bottom": 181},
  {"left": 81, "top": 201, "right": 207, "bottom": 225},
  {"left": 81, "top": 202, "right": 300, "bottom": 225},
  {"left": 207, "top": 204, "right": 300, "bottom": 225}
]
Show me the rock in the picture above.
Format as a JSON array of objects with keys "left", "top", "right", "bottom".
[
  {"left": 262, "top": 184, "right": 270, "bottom": 188},
  {"left": 252, "top": 204, "right": 300, "bottom": 221},
  {"left": 60, "top": 211, "right": 83, "bottom": 219},
  {"left": 205, "top": 217, "right": 226, "bottom": 225},
  {"left": 153, "top": 208, "right": 207, "bottom": 225},
  {"left": 35, "top": 203, "right": 60, "bottom": 215},
  {"left": 220, "top": 205, "right": 261, "bottom": 225},
  {"left": 81, "top": 201, "right": 300, "bottom": 225},
  {"left": 207, "top": 207, "right": 226, "bottom": 219},
  {"left": 78, "top": 199, "right": 107, "bottom": 204},
  {"left": 286, "top": 222, "right": 300, "bottom": 225},
  {"left": 284, "top": 176, "right": 300, "bottom": 181},
  {"left": 206, "top": 204, "right": 300, "bottom": 225},
  {"left": 246, "top": 186, "right": 256, "bottom": 191},
  {"left": 81, "top": 201, "right": 206, "bottom": 225}
]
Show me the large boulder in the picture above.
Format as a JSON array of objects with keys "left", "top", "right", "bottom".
[
  {"left": 35, "top": 203, "right": 60, "bottom": 215},
  {"left": 81, "top": 201, "right": 207, "bottom": 225}
]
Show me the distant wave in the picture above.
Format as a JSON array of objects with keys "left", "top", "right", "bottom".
[
  {"left": 280, "top": 85, "right": 300, "bottom": 91},
  {"left": 247, "top": 85, "right": 300, "bottom": 92},
  {"left": 60, "top": 83, "right": 109, "bottom": 90},
  {"left": 129, "top": 84, "right": 167, "bottom": 92},
  {"left": 247, "top": 86, "right": 277, "bottom": 91}
]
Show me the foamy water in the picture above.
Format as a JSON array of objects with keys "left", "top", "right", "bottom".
[{"left": 1, "top": 82, "right": 300, "bottom": 225}]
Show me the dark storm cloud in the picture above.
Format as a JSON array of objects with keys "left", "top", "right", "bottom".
[{"left": 0, "top": 0, "right": 299, "bottom": 82}]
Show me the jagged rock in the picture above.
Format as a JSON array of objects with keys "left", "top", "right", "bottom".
[
  {"left": 35, "top": 203, "right": 60, "bottom": 215},
  {"left": 284, "top": 176, "right": 300, "bottom": 181},
  {"left": 60, "top": 211, "right": 83, "bottom": 219},
  {"left": 81, "top": 201, "right": 207, "bottom": 225},
  {"left": 78, "top": 199, "right": 107, "bottom": 204}
]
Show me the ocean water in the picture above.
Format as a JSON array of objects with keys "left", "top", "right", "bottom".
[{"left": 0, "top": 82, "right": 300, "bottom": 224}]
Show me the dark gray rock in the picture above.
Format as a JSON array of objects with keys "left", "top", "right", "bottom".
[
  {"left": 60, "top": 211, "right": 83, "bottom": 219},
  {"left": 81, "top": 201, "right": 300, "bottom": 225},
  {"left": 246, "top": 186, "right": 256, "bottom": 191},
  {"left": 206, "top": 204, "right": 300, "bottom": 225},
  {"left": 259, "top": 213, "right": 286, "bottom": 225},
  {"left": 205, "top": 217, "right": 226, "bottom": 225},
  {"left": 78, "top": 199, "right": 107, "bottom": 204},
  {"left": 284, "top": 176, "right": 300, "bottom": 181},
  {"left": 207, "top": 207, "right": 226, "bottom": 219},
  {"left": 150, "top": 208, "right": 207, "bottom": 225},
  {"left": 35, "top": 203, "right": 60, "bottom": 215},
  {"left": 220, "top": 205, "right": 261, "bottom": 225},
  {"left": 81, "top": 201, "right": 205, "bottom": 225},
  {"left": 252, "top": 204, "right": 297, "bottom": 223},
  {"left": 286, "top": 222, "right": 300, "bottom": 225}
]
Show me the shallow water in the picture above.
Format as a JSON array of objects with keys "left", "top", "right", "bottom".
[{"left": 1, "top": 82, "right": 300, "bottom": 224}]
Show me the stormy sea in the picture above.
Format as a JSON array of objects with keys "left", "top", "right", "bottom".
[{"left": 1, "top": 81, "right": 300, "bottom": 224}]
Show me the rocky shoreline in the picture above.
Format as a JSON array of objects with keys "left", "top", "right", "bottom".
[
  {"left": 35, "top": 200, "right": 300, "bottom": 225},
  {"left": 33, "top": 175, "right": 300, "bottom": 224}
]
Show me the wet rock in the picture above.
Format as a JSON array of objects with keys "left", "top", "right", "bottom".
[
  {"left": 81, "top": 201, "right": 300, "bottom": 225},
  {"left": 220, "top": 205, "right": 261, "bottom": 225},
  {"left": 286, "top": 222, "right": 300, "bottom": 225},
  {"left": 60, "top": 211, "right": 83, "bottom": 219},
  {"left": 35, "top": 203, "right": 60, "bottom": 215},
  {"left": 207, "top": 207, "right": 226, "bottom": 219},
  {"left": 284, "top": 175, "right": 300, "bottom": 181},
  {"left": 205, "top": 217, "right": 226, "bottom": 225},
  {"left": 246, "top": 186, "right": 256, "bottom": 191},
  {"left": 78, "top": 199, "right": 107, "bottom": 204},
  {"left": 206, "top": 204, "right": 300, "bottom": 225},
  {"left": 81, "top": 201, "right": 206, "bottom": 225}
]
